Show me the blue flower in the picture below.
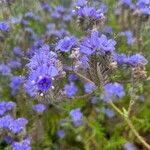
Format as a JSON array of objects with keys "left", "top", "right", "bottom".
[
  {"left": 25, "top": 44, "right": 64, "bottom": 96},
  {"left": 57, "top": 129, "right": 65, "bottom": 139},
  {"left": 84, "top": 82, "right": 96, "bottom": 94},
  {"left": 8, "top": 59, "right": 22, "bottom": 69},
  {"left": 113, "top": 53, "right": 128, "bottom": 64},
  {"left": 32, "top": 104, "right": 47, "bottom": 114},
  {"left": 0, "top": 21, "right": 10, "bottom": 32},
  {"left": 74, "top": 0, "right": 87, "bottom": 7},
  {"left": 68, "top": 74, "right": 78, "bottom": 82},
  {"left": 13, "top": 47, "right": 23, "bottom": 56},
  {"left": 120, "top": 0, "right": 132, "bottom": 6},
  {"left": 80, "top": 31, "right": 100, "bottom": 55},
  {"left": 42, "top": 2, "right": 51, "bottom": 12},
  {"left": 101, "top": 107, "right": 114, "bottom": 118},
  {"left": 99, "top": 34, "right": 116, "bottom": 54},
  {"left": 120, "top": 31, "right": 135, "bottom": 45},
  {"left": 12, "top": 137, "right": 31, "bottom": 150},
  {"left": 10, "top": 76, "right": 24, "bottom": 96},
  {"left": 80, "top": 32, "right": 116, "bottom": 55},
  {"left": 101, "top": 82, "right": 125, "bottom": 102},
  {"left": 56, "top": 36, "right": 76, "bottom": 52},
  {"left": 0, "top": 64, "right": 11, "bottom": 75},
  {"left": 64, "top": 82, "right": 78, "bottom": 97},
  {"left": 77, "top": 6, "right": 104, "bottom": 19},
  {"left": 91, "top": 96, "right": 98, "bottom": 104},
  {"left": 0, "top": 115, "right": 13, "bottom": 129},
  {"left": 127, "top": 54, "right": 148, "bottom": 66},
  {"left": 9, "top": 118, "right": 28, "bottom": 134},
  {"left": 124, "top": 143, "right": 134, "bottom": 150},
  {"left": 0, "top": 101, "right": 16, "bottom": 116},
  {"left": 70, "top": 108, "right": 83, "bottom": 126},
  {"left": 37, "top": 77, "right": 52, "bottom": 93}
]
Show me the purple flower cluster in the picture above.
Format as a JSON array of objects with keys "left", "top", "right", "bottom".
[
  {"left": 70, "top": 108, "right": 83, "bottom": 126},
  {"left": 56, "top": 36, "right": 77, "bottom": 52},
  {"left": 0, "top": 21, "right": 10, "bottom": 32},
  {"left": 25, "top": 44, "right": 65, "bottom": 96},
  {"left": 64, "top": 82, "right": 78, "bottom": 97},
  {"left": 0, "top": 101, "right": 16, "bottom": 116},
  {"left": 80, "top": 31, "right": 116, "bottom": 55},
  {"left": 0, "top": 115, "right": 28, "bottom": 134},
  {"left": 114, "top": 53, "right": 148, "bottom": 66},
  {"left": 10, "top": 76, "right": 24, "bottom": 96},
  {"left": 77, "top": 6, "right": 105, "bottom": 20},
  {"left": 101, "top": 82, "right": 125, "bottom": 102},
  {"left": 84, "top": 82, "right": 96, "bottom": 94},
  {"left": 12, "top": 137, "right": 31, "bottom": 150},
  {"left": 32, "top": 103, "right": 47, "bottom": 114}
]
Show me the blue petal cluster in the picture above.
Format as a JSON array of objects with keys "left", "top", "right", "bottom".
[
  {"left": 25, "top": 44, "right": 64, "bottom": 96},
  {"left": 70, "top": 108, "right": 83, "bottom": 126},
  {"left": 0, "top": 101, "right": 16, "bottom": 116},
  {"left": 12, "top": 137, "right": 31, "bottom": 150},
  {"left": 0, "top": 21, "right": 10, "bottom": 32},
  {"left": 84, "top": 82, "right": 96, "bottom": 94},
  {"left": 101, "top": 82, "right": 125, "bottom": 102},
  {"left": 64, "top": 82, "right": 78, "bottom": 97},
  {"left": 32, "top": 103, "right": 47, "bottom": 114},
  {"left": 10, "top": 76, "right": 24, "bottom": 96},
  {"left": 56, "top": 36, "right": 77, "bottom": 52},
  {"left": 80, "top": 31, "right": 116, "bottom": 55}
]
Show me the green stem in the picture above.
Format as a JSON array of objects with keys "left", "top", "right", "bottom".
[
  {"left": 74, "top": 71, "right": 95, "bottom": 84},
  {"left": 109, "top": 101, "right": 150, "bottom": 150}
]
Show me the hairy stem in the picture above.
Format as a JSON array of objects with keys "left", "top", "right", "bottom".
[{"left": 109, "top": 101, "right": 150, "bottom": 150}]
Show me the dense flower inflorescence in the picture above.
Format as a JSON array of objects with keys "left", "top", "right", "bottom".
[
  {"left": 25, "top": 44, "right": 65, "bottom": 96},
  {"left": 70, "top": 108, "right": 83, "bottom": 126}
]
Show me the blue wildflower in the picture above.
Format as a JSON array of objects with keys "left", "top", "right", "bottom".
[
  {"left": 77, "top": 6, "right": 104, "bottom": 19},
  {"left": 57, "top": 129, "right": 65, "bottom": 139},
  {"left": 124, "top": 143, "right": 134, "bottom": 150},
  {"left": 120, "top": 31, "right": 135, "bottom": 45},
  {"left": 64, "top": 82, "right": 78, "bottom": 97},
  {"left": 84, "top": 82, "right": 96, "bottom": 94},
  {"left": 56, "top": 36, "right": 76, "bottom": 52},
  {"left": 12, "top": 137, "right": 31, "bottom": 150},
  {"left": 9, "top": 118, "right": 28, "bottom": 134},
  {"left": 0, "top": 101, "right": 16, "bottom": 116},
  {"left": 10, "top": 76, "right": 24, "bottom": 96},
  {"left": 74, "top": 0, "right": 87, "bottom": 7},
  {"left": 101, "top": 82, "right": 125, "bottom": 102},
  {"left": 101, "top": 107, "right": 115, "bottom": 118},
  {"left": 127, "top": 54, "right": 148, "bottom": 66},
  {"left": 113, "top": 53, "right": 128, "bottom": 64},
  {"left": 0, "top": 64, "right": 11, "bottom": 75},
  {"left": 0, "top": 21, "right": 10, "bottom": 32},
  {"left": 80, "top": 31, "right": 100, "bottom": 55},
  {"left": 70, "top": 108, "right": 83, "bottom": 126},
  {"left": 120, "top": 0, "right": 132, "bottom": 6},
  {"left": 91, "top": 96, "right": 98, "bottom": 105},
  {"left": 68, "top": 74, "right": 78, "bottom": 82},
  {"left": 37, "top": 77, "right": 52, "bottom": 93},
  {"left": 99, "top": 34, "right": 116, "bottom": 54},
  {"left": 0, "top": 115, "right": 13, "bottom": 129},
  {"left": 13, "top": 47, "right": 23, "bottom": 56},
  {"left": 32, "top": 103, "right": 46, "bottom": 114}
]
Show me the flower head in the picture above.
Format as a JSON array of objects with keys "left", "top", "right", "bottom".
[
  {"left": 101, "top": 82, "right": 125, "bottom": 102},
  {"left": 64, "top": 82, "right": 78, "bottom": 97},
  {"left": 32, "top": 104, "right": 46, "bottom": 114},
  {"left": 84, "top": 82, "right": 96, "bottom": 94},
  {"left": 56, "top": 36, "right": 76, "bottom": 52},
  {"left": 70, "top": 108, "right": 83, "bottom": 126},
  {"left": 0, "top": 21, "right": 10, "bottom": 32},
  {"left": 12, "top": 137, "right": 31, "bottom": 150}
]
